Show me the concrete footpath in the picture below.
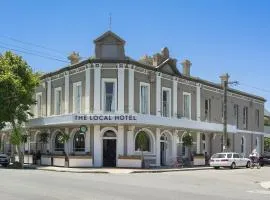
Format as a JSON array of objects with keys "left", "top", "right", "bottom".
[
  {"left": 35, "top": 166, "right": 212, "bottom": 174},
  {"left": 260, "top": 181, "right": 270, "bottom": 190}
]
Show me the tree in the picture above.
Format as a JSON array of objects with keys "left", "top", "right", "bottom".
[
  {"left": 0, "top": 51, "right": 40, "bottom": 166},
  {"left": 182, "top": 131, "right": 194, "bottom": 165},
  {"left": 264, "top": 137, "right": 270, "bottom": 152},
  {"left": 136, "top": 131, "right": 149, "bottom": 168},
  {"left": 58, "top": 132, "right": 70, "bottom": 167},
  {"left": 39, "top": 132, "right": 49, "bottom": 153}
]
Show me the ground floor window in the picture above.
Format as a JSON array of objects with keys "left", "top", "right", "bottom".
[
  {"left": 74, "top": 131, "right": 85, "bottom": 152},
  {"left": 55, "top": 132, "right": 64, "bottom": 152},
  {"left": 135, "top": 131, "right": 150, "bottom": 152}
]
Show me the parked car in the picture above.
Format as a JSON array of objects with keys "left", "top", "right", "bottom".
[
  {"left": 259, "top": 152, "right": 270, "bottom": 166},
  {"left": 210, "top": 152, "right": 250, "bottom": 169},
  {"left": 0, "top": 153, "right": 10, "bottom": 167}
]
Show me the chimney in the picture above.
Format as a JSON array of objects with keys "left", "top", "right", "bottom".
[
  {"left": 153, "top": 53, "right": 162, "bottom": 66},
  {"left": 68, "top": 52, "right": 80, "bottom": 65},
  {"left": 181, "top": 59, "right": 192, "bottom": 76}
]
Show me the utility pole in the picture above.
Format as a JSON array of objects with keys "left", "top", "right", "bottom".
[{"left": 220, "top": 73, "right": 238, "bottom": 152}]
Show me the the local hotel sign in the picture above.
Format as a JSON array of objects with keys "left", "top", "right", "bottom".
[{"left": 74, "top": 114, "right": 137, "bottom": 121}]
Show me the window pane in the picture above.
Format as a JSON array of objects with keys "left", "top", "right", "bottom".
[
  {"left": 105, "top": 82, "right": 115, "bottom": 112},
  {"left": 74, "top": 132, "right": 85, "bottom": 152},
  {"left": 141, "top": 85, "right": 149, "bottom": 114}
]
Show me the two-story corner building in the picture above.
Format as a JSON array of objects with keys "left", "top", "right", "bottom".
[{"left": 0, "top": 31, "right": 266, "bottom": 168}]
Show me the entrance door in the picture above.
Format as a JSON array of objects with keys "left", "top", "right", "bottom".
[
  {"left": 103, "top": 139, "right": 116, "bottom": 167},
  {"left": 160, "top": 142, "right": 166, "bottom": 166}
]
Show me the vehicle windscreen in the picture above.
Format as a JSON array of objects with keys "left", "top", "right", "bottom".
[{"left": 212, "top": 154, "right": 226, "bottom": 158}]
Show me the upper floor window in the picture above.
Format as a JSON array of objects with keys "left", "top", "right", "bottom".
[
  {"left": 243, "top": 106, "right": 248, "bottom": 129},
  {"left": 140, "top": 83, "right": 150, "bottom": 114},
  {"left": 54, "top": 87, "right": 62, "bottom": 115},
  {"left": 204, "top": 99, "right": 211, "bottom": 121},
  {"left": 255, "top": 109, "right": 259, "bottom": 128},
  {"left": 36, "top": 93, "right": 42, "bottom": 117},
  {"left": 234, "top": 104, "right": 239, "bottom": 128},
  {"left": 183, "top": 92, "right": 191, "bottom": 119},
  {"left": 73, "top": 82, "right": 82, "bottom": 113},
  {"left": 162, "top": 88, "right": 171, "bottom": 117},
  {"left": 103, "top": 79, "right": 117, "bottom": 112}
]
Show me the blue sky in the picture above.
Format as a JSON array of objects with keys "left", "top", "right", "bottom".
[{"left": 1, "top": 0, "right": 270, "bottom": 109}]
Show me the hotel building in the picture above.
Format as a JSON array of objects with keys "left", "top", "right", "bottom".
[{"left": 0, "top": 31, "right": 266, "bottom": 168}]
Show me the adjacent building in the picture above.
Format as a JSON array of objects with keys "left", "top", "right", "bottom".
[{"left": 0, "top": 31, "right": 266, "bottom": 168}]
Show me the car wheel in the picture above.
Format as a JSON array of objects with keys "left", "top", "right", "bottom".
[
  {"left": 214, "top": 166, "right": 220, "bottom": 169},
  {"left": 246, "top": 161, "right": 251, "bottom": 168},
  {"left": 231, "top": 162, "right": 236, "bottom": 169}
]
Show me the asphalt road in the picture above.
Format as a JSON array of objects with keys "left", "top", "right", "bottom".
[{"left": 0, "top": 167, "right": 270, "bottom": 200}]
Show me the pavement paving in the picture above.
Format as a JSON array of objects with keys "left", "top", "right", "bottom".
[
  {"left": 0, "top": 166, "right": 270, "bottom": 200},
  {"left": 35, "top": 165, "right": 213, "bottom": 174}
]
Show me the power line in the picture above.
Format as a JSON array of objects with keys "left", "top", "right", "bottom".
[
  {"left": 0, "top": 35, "right": 68, "bottom": 57},
  {"left": 237, "top": 83, "right": 270, "bottom": 93},
  {"left": 0, "top": 35, "right": 89, "bottom": 60},
  {"left": 0, "top": 44, "right": 69, "bottom": 63},
  {"left": 0, "top": 41, "right": 67, "bottom": 60}
]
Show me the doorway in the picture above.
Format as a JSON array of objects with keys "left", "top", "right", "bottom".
[
  {"left": 102, "top": 130, "right": 117, "bottom": 167},
  {"left": 160, "top": 141, "right": 166, "bottom": 166}
]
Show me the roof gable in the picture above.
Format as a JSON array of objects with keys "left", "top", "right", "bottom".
[
  {"left": 157, "top": 59, "right": 180, "bottom": 76},
  {"left": 94, "top": 31, "right": 125, "bottom": 44}
]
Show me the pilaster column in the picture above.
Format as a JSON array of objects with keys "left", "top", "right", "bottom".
[
  {"left": 156, "top": 128, "right": 161, "bottom": 166},
  {"left": 85, "top": 125, "right": 91, "bottom": 152},
  {"left": 117, "top": 126, "right": 124, "bottom": 160},
  {"left": 156, "top": 72, "right": 161, "bottom": 116},
  {"left": 196, "top": 132, "right": 201, "bottom": 154},
  {"left": 93, "top": 125, "right": 102, "bottom": 167},
  {"left": 128, "top": 65, "right": 134, "bottom": 113},
  {"left": 64, "top": 72, "right": 69, "bottom": 114},
  {"left": 196, "top": 83, "right": 201, "bottom": 121},
  {"left": 117, "top": 64, "right": 125, "bottom": 114},
  {"left": 172, "top": 130, "right": 178, "bottom": 161},
  {"left": 47, "top": 78, "right": 51, "bottom": 116},
  {"left": 94, "top": 64, "right": 101, "bottom": 114},
  {"left": 64, "top": 128, "right": 69, "bottom": 154},
  {"left": 127, "top": 126, "right": 135, "bottom": 155},
  {"left": 173, "top": 78, "right": 178, "bottom": 118},
  {"left": 85, "top": 65, "right": 91, "bottom": 114}
]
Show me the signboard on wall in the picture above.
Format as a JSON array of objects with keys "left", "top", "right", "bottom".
[{"left": 74, "top": 114, "right": 137, "bottom": 121}]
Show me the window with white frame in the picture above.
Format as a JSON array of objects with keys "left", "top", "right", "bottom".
[
  {"left": 234, "top": 104, "right": 239, "bottom": 128},
  {"left": 204, "top": 99, "right": 211, "bottom": 121},
  {"left": 135, "top": 131, "right": 151, "bottom": 152},
  {"left": 140, "top": 83, "right": 150, "bottom": 114},
  {"left": 36, "top": 93, "right": 42, "bottom": 117},
  {"left": 103, "top": 79, "right": 117, "bottom": 112},
  {"left": 243, "top": 106, "right": 248, "bottom": 129},
  {"left": 73, "top": 82, "right": 82, "bottom": 113},
  {"left": 162, "top": 88, "right": 171, "bottom": 117},
  {"left": 54, "top": 87, "right": 62, "bottom": 115},
  {"left": 255, "top": 109, "right": 259, "bottom": 128},
  {"left": 183, "top": 92, "right": 191, "bottom": 119}
]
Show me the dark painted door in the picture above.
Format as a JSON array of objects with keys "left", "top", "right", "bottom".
[
  {"left": 103, "top": 139, "right": 116, "bottom": 167},
  {"left": 160, "top": 142, "right": 166, "bottom": 166}
]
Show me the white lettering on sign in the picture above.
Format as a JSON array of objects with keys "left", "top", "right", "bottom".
[{"left": 74, "top": 115, "right": 137, "bottom": 121}]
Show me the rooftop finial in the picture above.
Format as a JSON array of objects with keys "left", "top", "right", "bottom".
[{"left": 109, "top": 13, "right": 112, "bottom": 30}]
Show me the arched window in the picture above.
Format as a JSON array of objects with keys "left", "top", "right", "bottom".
[
  {"left": 135, "top": 131, "right": 150, "bottom": 152},
  {"left": 74, "top": 131, "right": 85, "bottom": 152},
  {"left": 241, "top": 137, "right": 245, "bottom": 153},
  {"left": 55, "top": 132, "right": 64, "bottom": 152}
]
